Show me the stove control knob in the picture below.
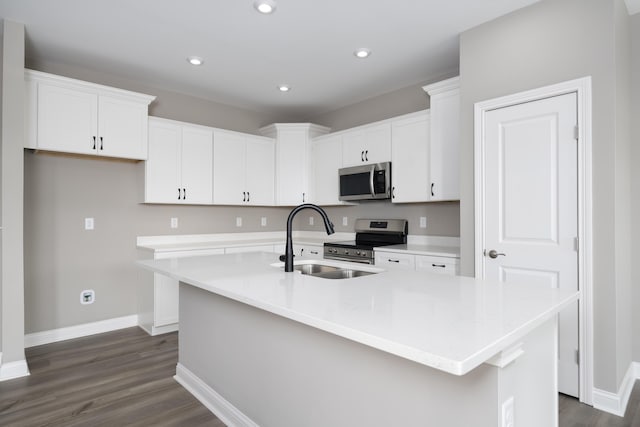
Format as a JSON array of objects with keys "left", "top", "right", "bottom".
[
  {"left": 345, "top": 250, "right": 350, "bottom": 255},
  {"left": 356, "top": 251, "right": 361, "bottom": 256}
]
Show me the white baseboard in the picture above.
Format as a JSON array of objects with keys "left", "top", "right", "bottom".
[
  {"left": 174, "top": 363, "right": 258, "bottom": 427},
  {"left": 592, "top": 361, "right": 639, "bottom": 417},
  {"left": 24, "top": 314, "right": 139, "bottom": 348},
  {"left": 0, "top": 358, "right": 30, "bottom": 381}
]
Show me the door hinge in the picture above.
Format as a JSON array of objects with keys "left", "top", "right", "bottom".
[
  {"left": 575, "top": 349, "right": 580, "bottom": 365},
  {"left": 573, "top": 125, "right": 579, "bottom": 140},
  {"left": 574, "top": 237, "right": 579, "bottom": 252}
]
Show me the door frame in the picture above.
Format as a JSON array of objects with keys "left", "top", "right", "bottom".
[{"left": 473, "top": 77, "right": 593, "bottom": 404}]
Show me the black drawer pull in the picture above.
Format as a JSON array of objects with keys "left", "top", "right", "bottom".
[
  {"left": 432, "top": 264, "right": 446, "bottom": 268},
  {"left": 388, "top": 259, "right": 400, "bottom": 263}
]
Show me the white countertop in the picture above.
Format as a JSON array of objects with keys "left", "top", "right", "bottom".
[
  {"left": 137, "top": 252, "right": 577, "bottom": 376},
  {"left": 375, "top": 243, "right": 460, "bottom": 258}
]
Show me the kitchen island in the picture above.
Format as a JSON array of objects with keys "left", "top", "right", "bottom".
[{"left": 138, "top": 252, "right": 578, "bottom": 427}]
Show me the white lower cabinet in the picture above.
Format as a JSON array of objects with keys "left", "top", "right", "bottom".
[
  {"left": 375, "top": 250, "right": 459, "bottom": 275},
  {"left": 138, "top": 248, "right": 224, "bottom": 336},
  {"left": 374, "top": 251, "right": 416, "bottom": 270}
]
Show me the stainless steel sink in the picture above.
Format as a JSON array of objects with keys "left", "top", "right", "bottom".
[{"left": 293, "top": 263, "right": 377, "bottom": 279}]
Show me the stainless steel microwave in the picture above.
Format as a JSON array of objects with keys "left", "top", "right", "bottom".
[{"left": 339, "top": 162, "right": 392, "bottom": 201}]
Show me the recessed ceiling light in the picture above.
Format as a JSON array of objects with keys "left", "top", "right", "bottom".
[
  {"left": 278, "top": 85, "right": 290, "bottom": 92},
  {"left": 254, "top": 0, "right": 277, "bottom": 14},
  {"left": 187, "top": 56, "right": 204, "bottom": 66},
  {"left": 354, "top": 48, "right": 371, "bottom": 59}
]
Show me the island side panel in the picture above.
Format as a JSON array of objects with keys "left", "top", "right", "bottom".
[{"left": 177, "top": 282, "right": 499, "bottom": 427}]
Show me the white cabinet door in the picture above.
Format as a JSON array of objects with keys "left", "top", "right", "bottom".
[
  {"left": 37, "top": 83, "right": 98, "bottom": 155},
  {"left": 146, "top": 119, "right": 213, "bottom": 204},
  {"left": 213, "top": 131, "right": 246, "bottom": 204},
  {"left": 342, "top": 123, "right": 392, "bottom": 167},
  {"left": 276, "top": 128, "right": 309, "bottom": 205},
  {"left": 374, "top": 251, "right": 415, "bottom": 270},
  {"left": 391, "top": 113, "right": 430, "bottom": 203},
  {"left": 181, "top": 126, "right": 213, "bottom": 204},
  {"left": 311, "top": 135, "right": 343, "bottom": 205},
  {"left": 145, "top": 120, "right": 182, "bottom": 203},
  {"left": 424, "top": 77, "right": 460, "bottom": 201},
  {"left": 28, "top": 71, "right": 154, "bottom": 159},
  {"left": 245, "top": 136, "right": 275, "bottom": 206},
  {"left": 415, "top": 255, "right": 459, "bottom": 276},
  {"left": 98, "top": 95, "right": 149, "bottom": 160}
]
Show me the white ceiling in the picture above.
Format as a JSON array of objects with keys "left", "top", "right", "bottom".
[{"left": 1, "top": 0, "right": 549, "bottom": 119}]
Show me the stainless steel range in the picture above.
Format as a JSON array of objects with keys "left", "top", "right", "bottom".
[{"left": 324, "top": 219, "right": 408, "bottom": 264}]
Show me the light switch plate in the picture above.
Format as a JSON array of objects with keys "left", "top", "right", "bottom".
[
  {"left": 309, "top": 216, "right": 314, "bottom": 226},
  {"left": 84, "top": 218, "right": 94, "bottom": 230},
  {"left": 236, "top": 217, "right": 242, "bottom": 227},
  {"left": 419, "top": 217, "right": 427, "bottom": 228},
  {"left": 170, "top": 217, "right": 178, "bottom": 229},
  {"left": 342, "top": 217, "right": 348, "bottom": 226},
  {"left": 261, "top": 217, "right": 267, "bottom": 227}
]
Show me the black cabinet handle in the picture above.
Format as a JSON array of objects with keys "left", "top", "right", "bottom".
[
  {"left": 361, "top": 151, "right": 364, "bottom": 162},
  {"left": 365, "top": 150, "right": 368, "bottom": 162},
  {"left": 310, "top": 250, "right": 319, "bottom": 255},
  {"left": 431, "top": 183, "right": 435, "bottom": 197},
  {"left": 247, "top": 191, "right": 250, "bottom": 202},
  {"left": 302, "top": 192, "right": 305, "bottom": 203},
  {"left": 99, "top": 136, "right": 103, "bottom": 150},
  {"left": 432, "top": 264, "right": 446, "bottom": 268},
  {"left": 388, "top": 259, "right": 400, "bottom": 263},
  {"left": 92, "top": 136, "right": 96, "bottom": 150},
  {"left": 183, "top": 188, "right": 186, "bottom": 200},
  {"left": 392, "top": 186, "right": 395, "bottom": 199},
  {"left": 178, "top": 188, "right": 181, "bottom": 200},
  {"left": 242, "top": 191, "right": 246, "bottom": 202}
]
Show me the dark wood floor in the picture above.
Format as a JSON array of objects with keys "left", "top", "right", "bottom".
[
  {"left": 1, "top": 327, "right": 640, "bottom": 426},
  {"left": 560, "top": 385, "right": 640, "bottom": 427},
  {"left": 0, "top": 327, "right": 224, "bottom": 427}
]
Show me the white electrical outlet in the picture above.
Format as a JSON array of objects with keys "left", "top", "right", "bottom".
[
  {"left": 261, "top": 217, "right": 267, "bottom": 227},
  {"left": 170, "top": 217, "right": 178, "bottom": 229},
  {"left": 419, "top": 217, "right": 427, "bottom": 228},
  {"left": 236, "top": 217, "right": 242, "bottom": 227},
  {"left": 84, "top": 218, "right": 94, "bottom": 230},
  {"left": 502, "top": 396, "right": 514, "bottom": 427},
  {"left": 342, "top": 217, "right": 348, "bottom": 226},
  {"left": 309, "top": 216, "right": 314, "bottom": 226},
  {"left": 80, "top": 289, "right": 95, "bottom": 305}
]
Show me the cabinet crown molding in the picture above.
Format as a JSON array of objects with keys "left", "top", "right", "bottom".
[
  {"left": 259, "top": 123, "right": 331, "bottom": 138},
  {"left": 25, "top": 69, "right": 156, "bottom": 105},
  {"left": 422, "top": 76, "right": 460, "bottom": 96}
]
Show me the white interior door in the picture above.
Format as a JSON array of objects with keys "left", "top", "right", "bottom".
[{"left": 482, "top": 92, "right": 579, "bottom": 397}]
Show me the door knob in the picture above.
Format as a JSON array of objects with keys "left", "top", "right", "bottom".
[{"left": 486, "top": 249, "right": 506, "bottom": 259}]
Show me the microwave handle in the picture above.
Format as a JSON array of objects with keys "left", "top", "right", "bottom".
[{"left": 369, "top": 165, "right": 376, "bottom": 197}]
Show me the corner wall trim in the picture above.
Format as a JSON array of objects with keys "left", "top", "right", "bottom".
[
  {"left": 592, "top": 361, "right": 639, "bottom": 417},
  {"left": 0, "top": 359, "right": 30, "bottom": 381},
  {"left": 24, "top": 314, "right": 139, "bottom": 348},
  {"left": 174, "top": 363, "right": 259, "bottom": 427}
]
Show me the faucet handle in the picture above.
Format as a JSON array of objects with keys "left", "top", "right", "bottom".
[{"left": 279, "top": 254, "right": 294, "bottom": 262}]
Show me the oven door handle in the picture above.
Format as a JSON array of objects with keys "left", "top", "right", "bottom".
[{"left": 369, "top": 165, "right": 376, "bottom": 197}]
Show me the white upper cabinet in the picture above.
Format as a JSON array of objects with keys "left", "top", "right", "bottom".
[
  {"left": 341, "top": 122, "right": 392, "bottom": 167},
  {"left": 260, "top": 123, "right": 330, "bottom": 206},
  {"left": 391, "top": 111, "right": 430, "bottom": 203},
  {"left": 25, "top": 70, "right": 155, "bottom": 160},
  {"left": 423, "top": 77, "right": 460, "bottom": 201},
  {"left": 213, "top": 130, "right": 275, "bottom": 206},
  {"left": 145, "top": 118, "right": 213, "bottom": 204},
  {"left": 310, "top": 134, "right": 345, "bottom": 206}
]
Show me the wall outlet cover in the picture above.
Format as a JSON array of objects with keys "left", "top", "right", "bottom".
[
  {"left": 261, "top": 217, "right": 267, "bottom": 227},
  {"left": 309, "top": 216, "right": 314, "bottom": 226},
  {"left": 419, "top": 217, "right": 427, "bottom": 228},
  {"left": 342, "top": 217, "right": 348, "bottom": 226},
  {"left": 84, "top": 218, "right": 94, "bottom": 230},
  {"left": 80, "top": 289, "right": 95, "bottom": 305},
  {"left": 170, "top": 217, "right": 178, "bottom": 229},
  {"left": 236, "top": 217, "right": 242, "bottom": 227}
]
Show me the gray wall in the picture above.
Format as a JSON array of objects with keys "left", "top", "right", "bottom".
[
  {"left": 459, "top": 0, "right": 632, "bottom": 393},
  {"left": 631, "top": 13, "right": 640, "bottom": 363},
  {"left": 1, "top": 21, "right": 26, "bottom": 365},
  {"left": 23, "top": 60, "right": 460, "bottom": 334}
]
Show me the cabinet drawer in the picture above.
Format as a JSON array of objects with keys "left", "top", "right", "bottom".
[
  {"left": 374, "top": 252, "right": 415, "bottom": 270},
  {"left": 415, "top": 255, "right": 458, "bottom": 275}
]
